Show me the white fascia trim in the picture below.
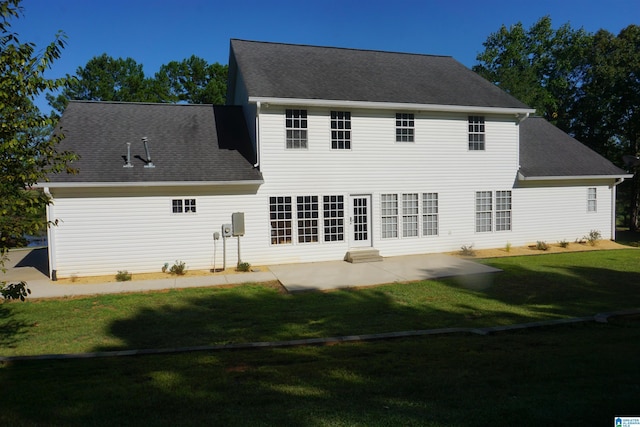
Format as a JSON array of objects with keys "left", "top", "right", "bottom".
[
  {"left": 249, "top": 96, "right": 537, "bottom": 116},
  {"left": 518, "top": 172, "right": 634, "bottom": 181},
  {"left": 35, "top": 180, "right": 264, "bottom": 188}
]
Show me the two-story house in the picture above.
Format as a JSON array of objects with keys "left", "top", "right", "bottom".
[{"left": 39, "top": 39, "right": 631, "bottom": 279}]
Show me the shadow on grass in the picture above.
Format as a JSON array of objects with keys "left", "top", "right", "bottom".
[
  {"left": 1, "top": 250, "right": 640, "bottom": 426},
  {"left": 0, "top": 304, "right": 29, "bottom": 349}
]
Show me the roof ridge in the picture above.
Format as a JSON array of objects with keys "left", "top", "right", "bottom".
[
  {"left": 66, "top": 100, "right": 217, "bottom": 107},
  {"left": 230, "top": 38, "right": 453, "bottom": 59}
]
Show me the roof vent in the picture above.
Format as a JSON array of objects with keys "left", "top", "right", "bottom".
[
  {"left": 123, "top": 142, "right": 133, "bottom": 168},
  {"left": 141, "top": 136, "right": 155, "bottom": 168}
]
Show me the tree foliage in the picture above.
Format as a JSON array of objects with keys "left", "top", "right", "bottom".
[
  {"left": 475, "top": 17, "right": 640, "bottom": 230},
  {"left": 50, "top": 53, "right": 228, "bottom": 113},
  {"left": 0, "top": 0, "right": 77, "bottom": 298}
]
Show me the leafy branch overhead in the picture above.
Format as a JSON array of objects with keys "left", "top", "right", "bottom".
[{"left": 1, "top": 0, "right": 77, "bottom": 298}]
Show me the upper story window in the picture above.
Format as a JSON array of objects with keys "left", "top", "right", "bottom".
[
  {"left": 396, "top": 113, "right": 414, "bottom": 142},
  {"left": 285, "top": 109, "right": 307, "bottom": 149},
  {"left": 468, "top": 116, "right": 485, "bottom": 150},
  {"left": 331, "top": 111, "right": 351, "bottom": 149}
]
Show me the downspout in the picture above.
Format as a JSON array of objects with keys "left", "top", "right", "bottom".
[
  {"left": 254, "top": 101, "right": 261, "bottom": 169},
  {"left": 611, "top": 178, "right": 625, "bottom": 241},
  {"left": 43, "top": 187, "right": 57, "bottom": 281}
]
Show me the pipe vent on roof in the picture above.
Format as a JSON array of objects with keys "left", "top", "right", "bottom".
[
  {"left": 142, "top": 136, "right": 155, "bottom": 168},
  {"left": 123, "top": 142, "right": 133, "bottom": 168}
]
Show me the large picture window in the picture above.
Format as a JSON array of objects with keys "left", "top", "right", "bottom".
[
  {"left": 285, "top": 109, "right": 308, "bottom": 149},
  {"left": 269, "top": 195, "right": 345, "bottom": 244}
]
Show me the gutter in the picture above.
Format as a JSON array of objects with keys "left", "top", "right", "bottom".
[
  {"left": 43, "top": 187, "right": 57, "bottom": 280},
  {"left": 254, "top": 101, "right": 261, "bottom": 168},
  {"left": 250, "top": 96, "right": 536, "bottom": 116},
  {"left": 34, "top": 180, "right": 265, "bottom": 189},
  {"left": 518, "top": 172, "right": 634, "bottom": 181},
  {"left": 611, "top": 177, "right": 626, "bottom": 240}
]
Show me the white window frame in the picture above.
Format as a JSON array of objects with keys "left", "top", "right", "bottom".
[
  {"left": 330, "top": 111, "right": 351, "bottom": 150},
  {"left": 395, "top": 113, "right": 414, "bottom": 142},
  {"left": 172, "top": 199, "right": 196, "bottom": 214},
  {"left": 285, "top": 109, "right": 308, "bottom": 149},
  {"left": 402, "top": 193, "right": 419, "bottom": 237},
  {"left": 495, "top": 191, "right": 512, "bottom": 231},
  {"left": 381, "top": 194, "right": 399, "bottom": 238},
  {"left": 422, "top": 193, "right": 439, "bottom": 236},
  {"left": 270, "top": 196, "right": 292, "bottom": 244},
  {"left": 323, "top": 195, "right": 345, "bottom": 242},
  {"left": 468, "top": 116, "right": 485, "bottom": 151},
  {"left": 297, "top": 196, "right": 319, "bottom": 243},
  {"left": 587, "top": 188, "right": 597, "bottom": 212},
  {"left": 475, "top": 191, "right": 493, "bottom": 232}
]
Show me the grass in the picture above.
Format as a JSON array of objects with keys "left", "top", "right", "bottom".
[{"left": 1, "top": 248, "right": 639, "bottom": 425}]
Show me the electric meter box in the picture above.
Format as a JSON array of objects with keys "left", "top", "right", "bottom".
[
  {"left": 232, "top": 212, "right": 245, "bottom": 236},
  {"left": 222, "top": 224, "right": 232, "bottom": 237}
]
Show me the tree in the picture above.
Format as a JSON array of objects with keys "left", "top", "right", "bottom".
[
  {"left": 154, "top": 55, "right": 228, "bottom": 104},
  {"left": 473, "top": 16, "right": 592, "bottom": 130},
  {"left": 48, "top": 53, "right": 160, "bottom": 114},
  {"left": 0, "top": 0, "right": 77, "bottom": 299}
]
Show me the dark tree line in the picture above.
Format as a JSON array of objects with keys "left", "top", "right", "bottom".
[
  {"left": 47, "top": 53, "right": 228, "bottom": 114},
  {"left": 474, "top": 17, "right": 640, "bottom": 230}
]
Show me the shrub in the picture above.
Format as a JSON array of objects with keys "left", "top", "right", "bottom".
[
  {"left": 161, "top": 263, "right": 169, "bottom": 273},
  {"left": 460, "top": 244, "right": 476, "bottom": 256},
  {"left": 558, "top": 240, "right": 569, "bottom": 248},
  {"left": 115, "top": 270, "right": 132, "bottom": 282},
  {"left": 169, "top": 261, "right": 187, "bottom": 275},
  {"left": 505, "top": 242, "right": 512, "bottom": 253},
  {"left": 237, "top": 262, "right": 251, "bottom": 272},
  {"left": 586, "top": 230, "right": 601, "bottom": 246},
  {"left": 536, "top": 241, "right": 549, "bottom": 251}
]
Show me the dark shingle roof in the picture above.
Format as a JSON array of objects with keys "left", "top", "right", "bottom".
[
  {"left": 519, "top": 117, "right": 628, "bottom": 178},
  {"left": 47, "top": 101, "right": 262, "bottom": 184},
  {"left": 229, "top": 39, "right": 530, "bottom": 109}
]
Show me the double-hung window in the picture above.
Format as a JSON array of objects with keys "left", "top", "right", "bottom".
[
  {"left": 468, "top": 116, "right": 485, "bottom": 150},
  {"left": 475, "top": 191, "right": 493, "bottom": 232},
  {"left": 587, "top": 188, "right": 597, "bottom": 212},
  {"left": 331, "top": 111, "right": 351, "bottom": 149},
  {"left": 495, "top": 191, "right": 512, "bottom": 231},
  {"left": 396, "top": 113, "right": 414, "bottom": 142},
  {"left": 381, "top": 194, "right": 399, "bottom": 238},
  {"left": 323, "top": 195, "right": 344, "bottom": 241},
  {"left": 285, "top": 109, "right": 307, "bottom": 149},
  {"left": 423, "top": 193, "right": 439, "bottom": 236},
  {"left": 172, "top": 199, "right": 196, "bottom": 214},
  {"left": 402, "top": 193, "right": 419, "bottom": 237}
]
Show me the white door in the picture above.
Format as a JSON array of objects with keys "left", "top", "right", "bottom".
[{"left": 350, "top": 195, "right": 372, "bottom": 247}]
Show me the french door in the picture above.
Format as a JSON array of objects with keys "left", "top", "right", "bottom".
[{"left": 350, "top": 195, "right": 372, "bottom": 247}]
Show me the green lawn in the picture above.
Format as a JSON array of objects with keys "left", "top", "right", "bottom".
[{"left": 1, "top": 249, "right": 639, "bottom": 426}]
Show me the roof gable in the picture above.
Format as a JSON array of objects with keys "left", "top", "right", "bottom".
[
  {"left": 47, "top": 101, "right": 262, "bottom": 185},
  {"left": 519, "top": 117, "right": 628, "bottom": 179},
  {"left": 229, "top": 39, "right": 531, "bottom": 110}
]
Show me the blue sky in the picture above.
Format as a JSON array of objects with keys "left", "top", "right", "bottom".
[{"left": 12, "top": 0, "right": 639, "bottom": 112}]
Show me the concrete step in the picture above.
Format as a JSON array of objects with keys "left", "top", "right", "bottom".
[{"left": 344, "top": 249, "right": 383, "bottom": 263}]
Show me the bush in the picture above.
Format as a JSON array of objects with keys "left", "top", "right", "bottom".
[
  {"left": 115, "top": 270, "right": 132, "bottom": 282},
  {"left": 505, "top": 242, "right": 512, "bottom": 253},
  {"left": 558, "top": 240, "right": 569, "bottom": 248},
  {"left": 536, "top": 241, "right": 549, "bottom": 251},
  {"left": 161, "top": 263, "right": 169, "bottom": 273},
  {"left": 586, "top": 230, "right": 601, "bottom": 246},
  {"left": 169, "top": 261, "right": 187, "bottom": 275},
  {"left": 237, "top": 262, "right": 251, "bottom": 272},
  {"left": 460, "top": 244, "right": 476, "bottom": 256}
]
